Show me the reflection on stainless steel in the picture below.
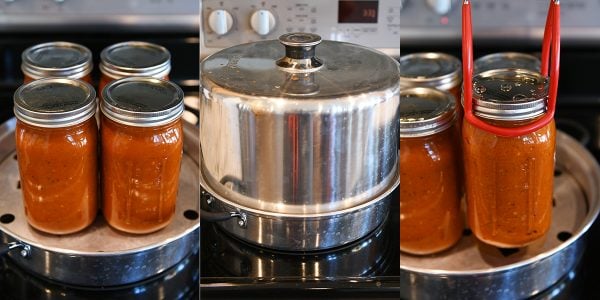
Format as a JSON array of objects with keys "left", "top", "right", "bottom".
[
  {"left": 201, "top": 172, "right": 395, "bottom": 251},
  {"left": 203, "top": 218, "right": 392, "bottom": 278},
  {"left": 200, "top": 36, "right": 400, "bottom": 215},
  {"left": 400, "top": 131, "right": 600, "bottom": 299},
  {"left": 0, "top": 118, "right": 199, "bottom": 287},
  {"left": 200, "top": 33, "right": 399, "bottom": 251},
  {"left": 0, "top": 250, "right": 198, "bottom": 299},
  {"left": 200, "top": 87, "right": 399, "bottom": 215}
]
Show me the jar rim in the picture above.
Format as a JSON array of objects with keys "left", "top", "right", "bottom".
[
  {"left": 399, "top": 52, "right": 462, "bottom": 91},
  {"left": 100, "top": 41, "right": 171, "bottom": 79},
  {"left": 467, "top": 68, "right": 549, "bottom": 121},
  {"left": 400, "top": 87, "right": 457, "bottom": 138},
  {"left": 14, "top": 78, "right": 96, "bottom": 128},
  {"left": 21, "top": 41, "right": 93, "bottom": 79},
  {"left": 101, "top": 77, "right": 184, "bottom": 127}
]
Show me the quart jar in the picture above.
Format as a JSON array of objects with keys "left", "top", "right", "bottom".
[
  {"left": 100, "top": 77, "right": 184, "bottom": 234},
  {"left": 399, "top": 87, "right": 463, "bottom": 255},
  {"left": 14, "top": 78, "right": 98, "bottom": 234},
  {"left": 474, "top": 52, "right": 541, "bottom": 74},
  {"left": 399, "top": 52, "right": 462, "bottom": 108},
  {"left": 99, "top": 41, "right": 171, "bottom": 95},
  {"left": 21, "top": 42, "right": 93, "bottom": 84},
  {"left": 463, "top": 69, "right": 555, "bottom": 248}
]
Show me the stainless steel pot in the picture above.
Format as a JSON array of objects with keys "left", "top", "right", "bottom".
[
  {"left": 199, "top": 33, "right": 399, "bottom": 251},
  {"left": 400, "top": 131, "right": 600, "bottom": 299},
  {"left": 0, "top": 118, "right": 200, "bottom": 287}
]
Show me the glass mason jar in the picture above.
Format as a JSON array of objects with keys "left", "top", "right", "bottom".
[
  {"left": 100, "top": 77, "right": 184, "bottom": 234},
  {"left": 14, "top": 78, "right": 98, "bottom": 234},
  {"left": 400, "top": 87, "right": 463, "bottom": 255},
  {"left": 463, "top": 69, "right": 555, "bottom": 248},
  {"left": 399, "top": 52, "right": 462, "bottom": 109},
  {"left": 21, "top": 42, "right": 93, "bottom": 84},
  {"left": 99, "top": 41, "right": 171, "bottom": 95},
  {"left": 474, "top": 52, "right": 542, "bottom": 74}
]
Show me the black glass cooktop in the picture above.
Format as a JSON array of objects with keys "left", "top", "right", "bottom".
[{"left": 200, "top": 190, "right": 400, "bottom": 300}]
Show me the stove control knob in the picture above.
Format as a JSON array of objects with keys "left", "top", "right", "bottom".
[
  {"left": 250, "top": 9, "right": 276, "bottom": 36},
  {"left": 426, "top": 0, "right": 452, "bottom": 15},
  {"left": 208, "top": 9, "right": 234, "bottom": 36}
]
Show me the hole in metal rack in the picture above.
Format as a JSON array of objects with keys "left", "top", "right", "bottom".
[
  {"left": 462, "top": 228, "right": 472, "bottom": 236},
  {"left": 553, "top": 198, "right": 556, "bottom": 207},
  {"left": 183, "top": 210, "right": 199, "bottom": 220},
  {"left": 497, "top": 247, "right": 520, "bottom": 257},
  {"left": 13, "top": 154, "right": 17, "bottom": 160},
  {"left": 16, "top": 180, "right": 20, "bottom": 190},
  {"left": 0, "top": 214, "right": 15, "bottom": 224},
  {"left": 557, "top": 231, "right": 573, "bottom": 242},
  {"left": 554, "top": 169, "right": 563, "bottom": 176}
]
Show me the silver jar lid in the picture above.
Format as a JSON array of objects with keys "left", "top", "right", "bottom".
[
  {"left": 201, "top": 33, "right": 399, "bottom": 99},
  {"left": 400, "top": 87, "right": 456, "bottom": 137},
  {"left": 100, "top": 41, "right": 171, "bottom": 79},
  {"left": 14, "top": 78, "right": 96, "bottom": 128},
  {"left": 21, "top": 42, "right": 93, "bottom": 79},
  {"left": 101, "top": 77, "right": 184, "bottom": 127},
  {"left": 474, "top": 52, "right": 541, "bottom": 74},
  {"left": 470, "top": 69, "right": 549, "bottom": 121},
  {"left": 399, "top": 52, "right": 462, "bottom": 91}
]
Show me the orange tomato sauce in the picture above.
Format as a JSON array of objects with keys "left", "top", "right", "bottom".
[
  {"left": 400, "top": 124, "right": 463, "bottom": 255},
  {"left": 462, "top": 118, "right": 555, "bottom": 247},
  {"left": 101, "top": 115, "right": 183, "bottom": 234},
  {"left": 15, "top": 118, "right": 98, "bottom": 234}
]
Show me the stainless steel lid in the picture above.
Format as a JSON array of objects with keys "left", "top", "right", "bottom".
[
  {"left": 13, "top": 78, "right": 96, "bottom": 128},
  {"left": 400, "top": 87, "right": 456, "bottom": 137},
  {"left": 470, "top": 69, "right": 549, "bottom": 121},
  {"left": 100, "top": 41, "right": 171, "bottom": 79},
  {"left": 474, "top": 52, "right": 542, "bottom": 74},
  {"left": 201, "top": 32, "right": 399, "bottom": 99},
  {"left": 21, "top": 42, "right": 93, "bottom": 79},
  {"left": 101, "top": 77, "right": 184, "bottom": 127},
  {"left": 399, "top": 52, "right": 462, "bottom": 91}
]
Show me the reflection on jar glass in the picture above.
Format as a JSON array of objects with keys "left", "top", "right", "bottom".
[
  {"left": 463, "top": 69, "right": 555, "bottom": 248},
  {"left": 101, "top": 77, "right": 184, "bottom": 234},
  {"left": 21, "top": 42, "right": 93, "bottom": 84},
  {"left": 14, "top": 78, "right": 98, "bottom": 234},
  {"left": 99, "top": 41, "right": 171, "bottom": 96},
  {"left": 399, "top": 87, "right": 463, "bottom": 255}
]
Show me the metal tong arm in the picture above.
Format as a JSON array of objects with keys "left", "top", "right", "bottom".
[{"left": 462, "top": 0, "right": 560, "bottom": 137}]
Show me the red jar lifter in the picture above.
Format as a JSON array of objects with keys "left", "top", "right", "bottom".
[{"left": 462, "top": 0, "right": 560, "bottom": 137}]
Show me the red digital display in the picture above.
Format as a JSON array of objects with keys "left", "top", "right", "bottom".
[{"left": 338, "top": 1, "right": 379, "bottom": 23}]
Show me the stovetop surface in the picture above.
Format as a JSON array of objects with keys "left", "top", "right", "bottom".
[{"left": 199, "top": 190, "right": 400, "bottom": 299}]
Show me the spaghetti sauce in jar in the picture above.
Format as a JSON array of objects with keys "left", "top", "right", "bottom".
[
  {"left": 14, "top": 78, "right": 98, "bottom": 234},
  {"left": 463, "top": 69, "right": 555, "bottom": 248},
  {"left": 399, "top": 53, "right": 462, "bottom": 109},
  {"left": 101, "top": 77, "right": 184, "bottom": 234},
  {"left": 400, "top": 87, "right": 463, "bottom": 255},
  {"left": 21, "top": 42, "right": 93, "bottom": 84},
  {"left": 99, "top": 41, "right": 171, "bottom": 94}
]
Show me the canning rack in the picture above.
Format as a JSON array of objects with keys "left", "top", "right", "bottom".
[{"left": 462, "top": 0, "right": 560, "bottom": 137}]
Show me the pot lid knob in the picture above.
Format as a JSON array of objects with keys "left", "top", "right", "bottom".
[{"left": 276, "top": 33, "right": 323, "bottom": 73}]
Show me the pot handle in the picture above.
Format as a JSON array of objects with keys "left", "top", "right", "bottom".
[
  {"left": 200, "top": 191, "right": 248, "bottom": 228},
  {"left": 0, "top": 242, "right": 30, "bottom": 257}
]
